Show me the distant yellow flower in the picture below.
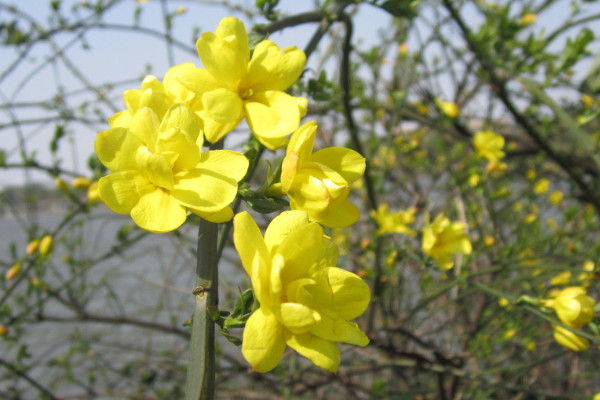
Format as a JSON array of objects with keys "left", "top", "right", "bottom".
[
  {"left": 370, "top": 204, "right": 417, "bottom": 236},
  {"left": 472, "top": 130, "right": 505, "bottom": 164},
  {"left": 544, "top": 287, "right": 595, "bottom": 328},
  {"left": 549, "top": 190, "right": 563, "bottom": 205},
  {"left": 422, "top": 214, "right": 472, "bottom": 270},
  {"left": 398, "top": 42, "right": 408, "bottom": 56},
  {"left": 520, "top": 13, "right": 537, "bottom": 25},
  {"left": 533, "top": 178, "right": 550, "bottom": 194},
  {"left": 233, "top": 211, "right": 370, "bottom": 373},
  {"left": 484, "top": 236, "right": 495, "bottom": 246},
  {"left": 95, "top": 105, "right": 248, "bottom": 232},
  {"left": 436, "top": 100, "right": 460, "bottom": 118},
  {"left": 550, "top": 271, "right": 571, "bottom": 286},
  {"left": 5, "top": 262, "right": 21, "bottom": 281},
  {"left": 172, "top": 17, "right": 307, "bottom": 149},
  {"left": 278, "top": 121, "right": 366, "bottom": 228},
  {"left": 582, "top": 93, "right": 596, "bottom": 108},
  {"left": 552, "top": 325, "right": 589, "bottom": 352},
  {"left": 468, "top": 173, "right": 480, "bottom": 187},
  {"left": 526, "top": 169, "right": 536, "bottom": 180}
]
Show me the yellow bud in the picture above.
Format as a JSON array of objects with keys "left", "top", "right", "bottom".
[
  {"left": 399, "top": 42, "right": 408, "bottom": 56},
  {"left": 520, "top": 13, "right": 537, "bottom": 25},
  {"left": 175, "top": 6, "right": 187, "bottom": 14},
  {"left": 416, "top": 103, "right": 429, "bottom": 115},
  {"left": 5, "top": 262, "right": 21, "bottom": 280},
  {"left": 583, "top": 260, "right": 595, "bottom": 272},
  {"left": 30, "top": 276, "right": 42, "bottom": 288},
  {"left": 503, "top": 329, "right": 517, "bottom": 340},
  {"left": 26, "top": 239, "right": 40, "bottom": 255},
  {"left": 524, "top": 213, "right": 537, "bottom": 224},
  {"left": 524, "top": 340, "right": 537, "bottom": 352},
  {"left": 39, "top": 235, "right": 54, "bottom": 259},
  {"left": 525, "top": 169, "right": 536, "bottom": 180},
  {"left": 72, "top": 177, "right": 91, "bottom": 189},
  {"left": 55, "top": 177, "right": 70, "bottom": 194},
  {"left": 438, "top": 101, "right": 460, "bottom": 118},
  {"left": 553, "top": 325, "right": 589, "bottom": 352},
  {"left": 87, "top": 181, "right": 101, "bottom": 204},
  {"left": 484, "top": 236, "right": 495, "bottom": 246},
  {"left": 498, "top": 297, "right": 510, "bottom": 308},
  {"left": 468, "top": 174, "right": 480, "bottom": 187},
  {"left": 360, "top": 238, "right": 371, "bottom": 250},
  {"left": 581, "top": 93, "right": 595, "bottom": 108},
  {"left": 0, "top": 325, "right": 7, "bottom": 336}
]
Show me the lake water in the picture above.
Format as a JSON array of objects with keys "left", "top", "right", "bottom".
[{"left": 0, "top": 206, "right": 249, "bottom": 398}]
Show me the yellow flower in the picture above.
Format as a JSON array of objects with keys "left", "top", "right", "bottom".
[
  {"left": 472, "top": 130, "right": 505, "bottom": 164},
  {"left": 233, "top": 211, "right": 370, "bottom": 373},
  {"left": 552, "top": 325, "right": 590, "bottom": 352},
  {"left": 370, "top": 204, "right": 417, "bottom": 236},
  {"left": 422, "top": 214, "right": 472, "bottom": 270},
  {"left": 172, "top": 17, "right": 307, "bottom": 149},
  {"left": 546, "top": 287, "right": 595, "bottom": 328},
  {"left": 279, "top": 121, "right": 365, "bottom": 228},
  {"left": 549, "top": 271, "right": 571, "bottom": 286},
  {"left": 95, "top": 104, "right": 248, "bottom": 232},
  {"left": 533, "top": 178, "right": 549, "bottom": 194},
  {"left": 109, "top": 75, "right": 177, "bottom": 128},
  {"left": 549, "top": 190, "right": 563, "bottom": 205},
  {"left": 436, "top": 100, "right": 460, "bottom": 118},
  {"left": 520, "top": 13, "right": 537, "bottom": 25}
]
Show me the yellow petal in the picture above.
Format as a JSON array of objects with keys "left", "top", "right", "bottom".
[
  {"left": 196, "top": 17, "right": 249, "bottom": 87},
  {"left": 122, "top": 88, "right": 142, "bottom": 112},
  {"left": 276, "top": 302, "right": 319, "bottom": 334},
  {"left": 156, "top": 127, "right": 201, "bottom": 173},
  {"left": 244, "top": 91, "right": 301, "bottom": 149},
  {"left": 310, "top": 147, "right": 365, "bottom": 184},
  {"left": 326, "top": 267, "right": 371, "bottom": 320},
  {"left": 280, "top": 150, "right": 299, "bottom": 193},
  {"left": 287, "top": 121, "right": 317, "bottom": 167},
  {"left": 316, "top": 200, "right": 360, "bottom": 228},
  {"left": 189, "top": 206, "right": 233, "bottom": 223},
  {"left": 553, "top": 325, "right": 590, "bottom": 352},
  {"left": 171, "top": 168, "right": 238, "bottom": 212},
  {"left": 159, "top": 104, "right": 202, "bottom": 144},
  {"left": 310, "top": 315, "right": 369, "bottom": 347},
  {"left": 98, "top": 171, "right": 148, "bottom": 214},
  {"left": 242, "top": 307, "right": 286, "bottom": 373},
  {"left": 94, "top": 127, "right": 143, "bottom": 172},
  {"left": 134, "top": 147, "right": 175, "bottom": 190},
  {"left": 130, "top": 187, "right": 187, "bottom": 232},
  {"left": 263, "top": 210, "right": 311, "bottom": 255},
  {"left": 130, "top": 108, "right": 160, "bottom": 150},
  {"left": 285, "top": 332, "right": 340, "bottom": 373},
  {"left": 165, "top": 63, "right": 212, "bottom": 105},
  {"left": 276, "top": 222, "right": 323, "bottom": 285},
  {"left": 233, "top": 212, "right": 270, "bottom": 301},
  {"left": 245, "top": 41, "right": 306, "bottom": 92},
  {"left": 108, "top": 110, "right": 133, "bottom": 128},
  {"left": 197, "top": 150, "right": 249, "bottom": 181},
  {"left": 201, "top": 88, "right": 244, "bottom": 124},
  {"left": 201, "top": 116, "right": 242, "bottom": 144}
]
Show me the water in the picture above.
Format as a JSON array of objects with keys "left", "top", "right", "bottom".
[{"left": 0, "top": 206, "right": 249, "bottom": 398}]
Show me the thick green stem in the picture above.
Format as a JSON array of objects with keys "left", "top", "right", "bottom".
[{"left": 185, "top": 217, "right": 218, "bottom": 400}]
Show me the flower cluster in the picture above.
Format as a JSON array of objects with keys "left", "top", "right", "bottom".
[
  {"left": 94, "top": 15, "right": 370, "bottom": 373},
  {"left": 421, "top": 214, "right": 472, "bottom": 271},
  {"left": 233, "top": 211, "right": 370, "bottom": 372}
]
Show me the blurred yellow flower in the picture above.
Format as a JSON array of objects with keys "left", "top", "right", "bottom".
[
  {"left": 472, "top": 130, "right": 505, "bottom": 164},
  {"left": 468, "top": 173, "right": 480, "bottom": 187},
  {"left": 552, "top": 325, "right": 589, "bottom": 352},
  {"left": 233, "top": 211, "right": 370, "bottom": 373},
  {"left": 484, "top": 236, "right": 495, "bottom": 246},
  {"left": 581, "top": 93, "right": 595, "bottom": 108},
  {"left": 422, "top": 214, "right": 472, "bottom": 270},
  {"left": 72, "top": 177, "right": 92, "bottom": 189},
  {"left": 533, "top": 178, "right": 549, "bottom": 194},
  {"left": 172, "top": 17, "right": 307, "bottom": 149},
  {"left": 436, "top": 100, "right": 460, "bottom": 118},
  {"left": 549, "top": 190, "right": 563, "bottom": 205},
  {"left": 520, "top": 13, "right": 537, "bottom": 25},
  {"left": 370, "top": 204, "right": 417, "bottom": 236},
  {"left": 279, "top": 121, "right": 365, "bottom": 228},
  {"left": 95, "top": 105, "right": 248, "bottom": 232},
  {"left": 550, "top": 271, "right": 571, "bottom": 286}
]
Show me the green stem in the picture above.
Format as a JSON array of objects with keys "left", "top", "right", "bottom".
[
  {"left": 185, "top": 217, "right": 218, "bottom": 400},
  {"left": 186, "top": 140, "right": 223, "bottom": 400}
]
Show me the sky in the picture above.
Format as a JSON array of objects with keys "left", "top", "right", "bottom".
[{"left": 0, "top": 0, "right": 598, "bottom": 188}]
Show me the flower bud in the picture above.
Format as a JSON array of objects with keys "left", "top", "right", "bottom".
[
  {"left": 87, "top": 181, "right": 101, "bottom": 204},
  {"left": 5, "top": 262, "right": 21, "bottom": 280},
  {"left": 39, "top": 235, "right": 54, "bottom": 259},
  {"left": 72, "top": 177, "right": 91, "bottom": 189},
  {"left": 552, "top": 325, "right": 590, "bottom": 352},
  {"left": 26, "top": 239, "right": 40, "bottom": 255},
  {"left": 55, "top": 177, "right": 70, "bottom": 194},
  {"left": 0, "top": 325, "right": 8, "bottom": 337}
]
